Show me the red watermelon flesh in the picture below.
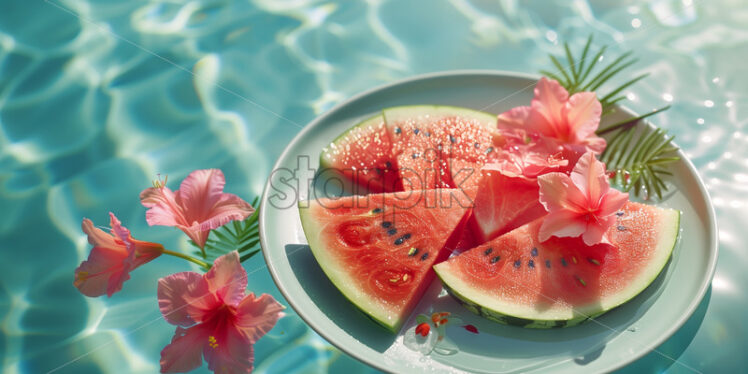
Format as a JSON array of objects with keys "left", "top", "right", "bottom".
[
  {"left": 434, "top": 201, "right": 680, "bottom": 326},
  {"left": 469, "top": 136, "right": 570, "bottom": 242},
  {"left": 320, "top": 115, "right": 401, "bottom": 193},
  {"left": 299, "top": 189, "right": 473, "bottom": 331},
  {"left": 383, "top": 106, "right": 502, "bottom": 190}
]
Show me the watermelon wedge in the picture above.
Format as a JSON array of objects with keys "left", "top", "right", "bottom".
[
  {"left": 320, "top": 115, "right": 400, "bottom": 193},
  {"left": 434, "top": 201, "right": 680, "bottom": 327},
  {"left": 383, "top": 106, "right": 502, "bottom": 191},
  {"left": 299, "top": 189, "right": 473, "bottom": 331}
]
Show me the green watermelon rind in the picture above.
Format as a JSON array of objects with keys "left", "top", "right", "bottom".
[
  {"left": 298, "top": 200, "right": 401, "bottom": 333},
  {"left": 434, "top": 207, "right": 681, "bottom": 328},
  {"left": 319, "top": 114, "right": 385, "bottom": 170},
  {"left": 382, "top": 105, "right": 496, "bottom": 129}
]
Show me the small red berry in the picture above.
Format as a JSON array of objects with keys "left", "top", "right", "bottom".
[{"left": 415, "top": 322, "right": 430, "bottom": 337}]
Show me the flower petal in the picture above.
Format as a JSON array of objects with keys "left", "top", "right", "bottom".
[
  {"left": 76, "top": 219, "right": 131, "bottom": 297},
  {"left": 175, "top": 169, "right": 227, "bottom": 223},
  {"left": 197, "top": 193, "right": 254, "bottom": 233},
  {"left": 531, "top": 77, "right": 569, "bottom": 130},
  {"left": 235, "top": 293, "right": 285, "bottom": 343},
  {"left": 203, "top": 325, "right": 254, "bottom": 374},
  {"left": 82, "top": 218, "right": 118, "bottom": 249},
  {"left": 564, "top": 92, "right": 602, "bottom": 142},
  {"left": 598, "top": 189, "right": 629, "bottom": 217},
  {"left": 74, "top": 245, "right": 130, "bottom": 297},
  {"left": 582, "top": 215, "right": 616, "bottom": 246},
  {"left": 160, "top": 326, "right": 207, "bottom": 373},
  {"left": 140, "top": 186, "right": 186, "bottom": 227},
  {"left": 205, "top": 252, "right": 247, "bottom": 307},
  {"left": 158, "top": 271, "right": 208, "bottom": 326},
  {"left": 538, "top": 210, "right": 586, "bottom": 242},
  {"left": 570, "top": 152, "right": 609, "bottom": 202},
  {"left": 537, "top": 172, "right": 587, "bottom": 213},
  {"left": 496, "top": 106, "right": 531, "bottom": 130}
]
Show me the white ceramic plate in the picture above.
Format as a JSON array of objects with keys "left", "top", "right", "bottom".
[{"left": 259, "top": 71, "right": 718, "bottom": 373}]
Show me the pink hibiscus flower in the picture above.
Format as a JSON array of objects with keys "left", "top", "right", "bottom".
[
  {"left": 537, "top": 152, "right": 629, "bottom": 246},
  {"left": 497, "top": 77, "right": 606, "bottom": 156},
  {"left": 158, "top": 251, "right": 284, "bottom": 374},
  {"left": 74, "top": 213, "right": 164, "bottom": 297},
  {"left": 140, "top": 169, "right": 255, "bottom": 249}
]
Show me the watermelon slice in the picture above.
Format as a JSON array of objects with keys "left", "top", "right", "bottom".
[
  {"left": 299, "top": 189, "right": 473, "bottom": 331},
  {"left": 383, "top": 106, "right": 503, "bottom": 191},
  {"left": 469, "top": 155, "right": 569, "bottom": 242},
  {"left": 434, "top": 201, "right": 680, "bottom": 328},
  {"left": 320, "top": 115, "right": 400, "bottom": 193}
]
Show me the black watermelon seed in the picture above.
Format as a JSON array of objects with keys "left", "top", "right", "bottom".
[
  {"left": 385, "top": 161, "right": 392, "bottom": 169},
  {"left": 394, "top": 233, "right": 411, "bottom": 245},
  {"left": 420, "top": 252, "right": 429, "bottom": 261},
  {"left": 425, "top": 132, "right": 431, "bottom": 137},
  {"left": 561, "top": 258, "right": 568, "bottom": 267},
  {"left": 617, "top": 225, "right": 626, "bottom": 231},
  {"left": 394, "top": 127, "right": 402, "bottom": 134},
  {"left": 387, "top": 228, "right": 397, "bottom": 236},
  {"left": 474, "top": 142, "right": 480, "bottom": 148},
  {"left": 449, "top": 135, "right": 457, "bottom": 143},
  {"left": 490, "top": 256, "right": 500, "bottom": 264},
  {"left": 381, "top": 221, "right": 392, "bottom": 228},
  {"left": 531, "top": 247, "right": 538, "bottom": 257},
  {"left": 528, "top": 260, "right": 535, "bottom": 268},
  {"left": 514, "top": 260, "right": 521, "bottom": 268},
  {"left": 484, "top": 247, "right": 493, "bottom": 256},
  {"left": 375, "top": 168, "right": 383, "bottom": 175},
  {"left": 588, "top": 258, "right": 601, "bottom": 266},
  {"left": 616, "top": 211, "right": 624, "bottom": 216},
  {"left": 486, "top": 147, "right": 494, "bottom": 154},
  {"left": 412, "top": 153, "right": 419, "bottom": 159},
  {"left": 414, "top": 128, "right": 420, "bottom": 134},
  {"left": 371, "top": 208, "right": 382, "bottom": 214},
  {"left": 545, "top": 260, "right": 551, "bottom": 268}
]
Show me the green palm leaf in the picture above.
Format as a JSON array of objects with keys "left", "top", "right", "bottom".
[
  {"left": 189, "top": 197, "right": 262, "bottom": 263},
  {"left": 600, "top": 125, "right": 679, "bottom": 200},
  {"left": 543, "top": 35, "right": 648, "bottom": 115}
]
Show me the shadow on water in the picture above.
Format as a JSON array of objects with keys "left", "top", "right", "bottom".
[
  {"left": 615, "top": 286, "right": 712, "bottom": 373},
  {"left": 284, "top": 244, "right": 396, "bottom": 353}
]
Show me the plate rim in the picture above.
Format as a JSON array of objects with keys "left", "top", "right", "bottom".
[{"left": 259, "top": 69, "right": 719, "bottom": 373}]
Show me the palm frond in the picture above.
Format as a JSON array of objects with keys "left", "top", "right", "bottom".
[
  {"left": 600, "top": 125, "right": 680, "bottom": 200},
  {"left": 189, "top": 197, "right": 262, "bottom": 263},
  {"left": 544, "top": 35, "right": 646, "bottom": 115}
]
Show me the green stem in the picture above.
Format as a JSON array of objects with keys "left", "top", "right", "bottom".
[{"left": 163, "top": 249, "right": 211, "bottom": 269}]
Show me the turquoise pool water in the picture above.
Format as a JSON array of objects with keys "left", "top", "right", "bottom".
[{"left": 0, "top": 0, "right": 745, "bottom": 372}]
